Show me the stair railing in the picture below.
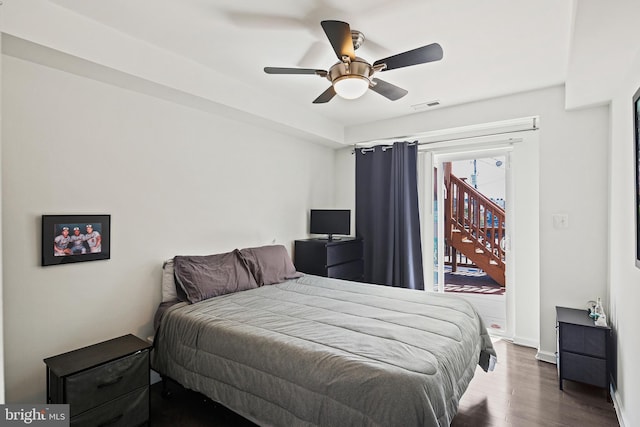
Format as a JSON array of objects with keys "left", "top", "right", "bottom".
[{"left": 444, "top": 164, "right": 506, "bottom": 271}]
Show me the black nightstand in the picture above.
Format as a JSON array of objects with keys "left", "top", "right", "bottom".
[
  {"left": 44, "top": 334, "right": 152, "bottom": 426},
  {"left": 294, "top": 238, "right": 363, "bottom": 281},
  {"left": 556, "top": 306, "right": 611, "bottom": 398}
]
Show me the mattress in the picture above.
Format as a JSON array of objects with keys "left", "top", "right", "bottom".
[{"left": 152, "top": 274, "right": 496, "bottom": 427}]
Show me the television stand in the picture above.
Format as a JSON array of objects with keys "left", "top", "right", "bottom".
[{"left": 294, "top": 238, "right": 363, "bottom": 281}]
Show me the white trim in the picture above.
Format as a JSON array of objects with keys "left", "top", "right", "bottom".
[
  {"left": 417, "top": 151, "right": 435, "bottom": 292},
  {"left": 488, "top": 328, "right": 511, "bottom": 340},
  {"left": 432, "top": 145, "right": 514, "bottom": 163},
  {"left": 0, "top": 33, "right": 5, "bottom": 404},
  {"left": 435, "top": 162, "right": 445, "bottom": 293},
  {"left": 513, "top": 336, "right": 539, "bottom": 349},
  {"left": 503, "top": 151, "right": 516, "bottom": 344},
  {"left": 536, "top": 350, "right": 557, "bottom": 364},
  {"left": 422, "top": 137, "right": 521, "bottom": 156},
  {"left": 612, "top": 388, "right": 627, "bottom": 427}
]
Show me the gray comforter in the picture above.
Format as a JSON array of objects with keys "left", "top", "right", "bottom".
[{"left": 152, "top": 275, "right": 496, "bottom": 427}]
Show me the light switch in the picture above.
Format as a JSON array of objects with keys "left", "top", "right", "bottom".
[{"left": 552, "top": 214, "right": 569, "bottom": 229}]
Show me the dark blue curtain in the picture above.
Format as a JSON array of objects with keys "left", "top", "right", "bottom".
[{"left": 355, "top": 141, "right": 424, "bottom": 290}]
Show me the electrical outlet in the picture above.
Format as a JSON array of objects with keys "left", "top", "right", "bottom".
[{"left": 552, "top": 214, "right": 569, "bottom": 229}]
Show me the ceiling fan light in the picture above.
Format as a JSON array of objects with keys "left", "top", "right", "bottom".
[{"left": 333, "top": 75, "right": 370, "bottom": 100}]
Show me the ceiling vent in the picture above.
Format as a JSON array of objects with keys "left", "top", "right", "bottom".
[{"left": 411, "top": 100, "right": 441, "bottom": 111}]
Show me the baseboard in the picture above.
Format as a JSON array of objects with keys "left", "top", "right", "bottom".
[
  {"left": 512, "top": 336, "right": 538, "bottom": 349},
  {"left": 611, "top": 386, "right": 627, "bottom": 427},
  {"left": 488, "top": 329, "right": 510, "bottom": 340},
  {"left": 535, "top": 350, "right": 557, "bottom": 364}
]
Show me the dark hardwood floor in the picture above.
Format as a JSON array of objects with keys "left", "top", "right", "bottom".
[
  {"left": 450, "top": 339, "right": 618, "bottom": 427},
  {"left": 150, "top": 339, "right": 619, "bottom": 426}
]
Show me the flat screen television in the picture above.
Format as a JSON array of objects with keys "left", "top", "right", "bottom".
[{"left": 310, "top": 209, "right": 350, "bottom": 240}]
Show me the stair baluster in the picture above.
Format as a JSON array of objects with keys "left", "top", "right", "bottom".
[{"left": 443, "top": 163, "right": 506, "bottom": 287}]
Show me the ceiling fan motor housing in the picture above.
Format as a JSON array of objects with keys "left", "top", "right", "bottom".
[{"left": 327, "top": 58, "right": 373, "bottom": 85}]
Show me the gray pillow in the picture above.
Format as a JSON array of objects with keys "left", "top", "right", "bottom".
[
  {"left": 173, "top": 250, "right": 258, "bottom": 304},
  {"left": 238, "top": 245, "right": 302, "bottom": 286},
  {"left": 161, "top": 258, "right": 179, "bottom": 303}
]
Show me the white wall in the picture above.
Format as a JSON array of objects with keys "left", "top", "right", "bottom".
[
  {"left": 334, "top": 147, "right": 356, "bottom": 233},
  {"left": 607, "top": 50, "right": 640, "bottom": 427},
  {"left": 565, "top": 0, "right": 640, "bottom": 110},
  {"left": 1, "top": 53, "right": 335, "bottom": 403},
  {"left": 0, "top": 2, "right": 344, "bottom": 146},
  {"left": 0, "top": 33, "right": 5, "bottom": 404},
  {"left": 341, "top": 85, "right": 609, "bottom": 359}
]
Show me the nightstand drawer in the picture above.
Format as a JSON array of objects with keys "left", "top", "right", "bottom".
[
  {"left": 327, "top": 259, "right": 364, "bottom": 280},
  {"left": 66, "top": 350, "right": 148, "bottom": 416},
  {"left": 294, "top": 238, "right": 364, "bottom": 281},
  {"left": 560, "top": 323, "right": 606, "bottom": 358},
  {"left": 327, "top": 241, "right": 363, "bottom": 266},
  {"left": 560, "top": 351, "right": 607, "bottom": 388},
  {"left": 71, "top": 386, "right": 149, "bottom": 427}
]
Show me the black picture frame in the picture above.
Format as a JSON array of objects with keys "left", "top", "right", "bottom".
[
  {"left": 42, "top": 214, "right": 111, "bottom": 266},
  {"left": 634, "top": 87, "right": 640, "bottom": 269}
]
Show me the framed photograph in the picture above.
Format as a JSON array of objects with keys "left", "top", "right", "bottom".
[
  {"left": 42, "top": 214, "right": 111, "bottom": 266},
  {"left": 634, "top": 87, "right": 640, "bottom": 268}
]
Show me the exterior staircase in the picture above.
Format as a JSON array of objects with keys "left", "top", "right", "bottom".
[{"left": 444, "top": 163, "right": 506, "bottom": 287}]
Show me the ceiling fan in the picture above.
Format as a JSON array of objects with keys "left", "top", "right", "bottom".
[{"left": 264, "top": 20, "right": 443, "bottom": 104}]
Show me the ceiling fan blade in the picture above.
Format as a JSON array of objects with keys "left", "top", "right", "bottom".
[
  {"left": 313, "top": 86, "right": 337, "bottom": 104},
  {"left": 373, "top": 43, "right": 443, "bottom": 71},
  {"left": 264, "top": 67, "right": 327, "bottom": 77},
  {"left": 321, "top": 20, "right": 356, "bottom": 61},
  {"left": 370, "top": 78, "right": 408, "bottom": 101}
]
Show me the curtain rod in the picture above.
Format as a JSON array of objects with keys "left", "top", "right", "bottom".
[
  {"left": 352, "top": 134, "right": 524, "bottom": 155},
  {"left": 415, "top": 128, "right": 532, "bottom": 146},
  {"left": 354, "top": 116, "right": 539, "bottom": 149},
  {"left": 353, "top": 141, "right": 418, "bottom": 155}
]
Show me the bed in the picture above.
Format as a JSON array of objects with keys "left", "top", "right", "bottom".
[{"left": 151, "top": 245, "right": 496, "bottom": 427}]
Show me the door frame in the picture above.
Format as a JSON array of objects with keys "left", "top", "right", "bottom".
[
  {"left": 432, "top": 148, "right": 512, "bottom": 337},
  {"left": 416, "top": 126, "right": 540, "bottom": 347}
]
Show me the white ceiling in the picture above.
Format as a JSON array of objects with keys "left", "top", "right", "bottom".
[{"left": 43, "top": 0, "right": 574, "bottom": 128}]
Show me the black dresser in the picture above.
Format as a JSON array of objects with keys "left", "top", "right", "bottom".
[
  {"left": 294, "top": 238, "right": 363, "bottom": 281},
  {"left": 44, "top": 334, "right": 152, "bottom": 426},
  {"left": 556, "top": 306, "right": 611, "bottom": 397}
]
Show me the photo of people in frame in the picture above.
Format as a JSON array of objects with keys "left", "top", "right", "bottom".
[
  {"left": 42, "top": 215, "right": 110, "bottom": 266},
  {"left": 53, "top": 222, "right": 103, "bottom": 257}
]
